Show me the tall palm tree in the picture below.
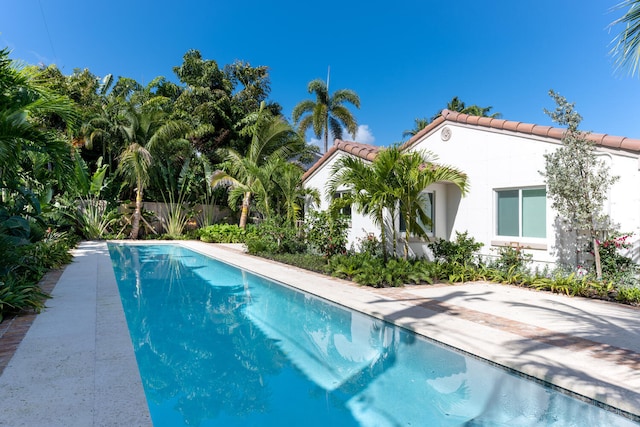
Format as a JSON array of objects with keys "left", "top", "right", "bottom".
[
  {"left": 395, "top": 150, "right": 468, "bottom": 259},
  {"left": 292, "top": 79, "right": 360, "bottom": 153},
  {"left": 212, "top": 103, "right": 304, "bottom": 228},
  {"left": 611, "top": 0, "right": 640, "bottom": 76}
]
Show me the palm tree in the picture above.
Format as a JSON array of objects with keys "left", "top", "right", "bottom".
[
  {"left": 292, "top": 79, "right": 360, "bottom": 153},
  {"left": 404, "top": 97, "right": 502, "bottom": 140},
  {"left": 116, "top": 100, "right": 191, "bottom": 239},
  {"left": 402, "top": 118, "right": 431, "bottom": 139},
  {"left": 117, "top": 143, "right": 152, "bottom": 239},
  {"left": 327, "top": 146, "right": 402, "bottom": 262},
  {"left": 610, "top": 0, "right": 640, "bottom": 76},
  {"left": 271, "top": 160, "right": 319, "bottom": 226},
  {"left": 0, "top": 48, "right": 78, "bottom": 211},
  {"left": 395, "top": 150, "right": 468, "bottom": 259},
  {"left": 212, "top": 103, "right": 304, "bottom": 228}
]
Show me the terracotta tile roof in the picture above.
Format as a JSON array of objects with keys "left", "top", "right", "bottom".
[
  {"left": 301, "top": 139, "right": 380, "bottom": 182},
  {"left": 302, "top": 111, "right": 640, "bottom": 183},
  {"left": 400, "top": 109, "right": 640, "bottom": 153}
]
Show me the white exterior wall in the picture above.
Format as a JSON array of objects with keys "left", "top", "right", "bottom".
[
  {"left": 303, "top": 151, "right": 379, "bottom": 249},
  {"left": 407, "top": 123, "right": 640, "bottom": 266},
  {"left": 303, "top": 123, "right": 640, "bottom": 267}
]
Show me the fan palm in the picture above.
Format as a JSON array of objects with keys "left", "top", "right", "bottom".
[{"left": 292, "top": 79, "right": 360, "bottom": 153}]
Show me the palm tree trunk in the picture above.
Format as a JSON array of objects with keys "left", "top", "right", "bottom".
[
  {"left": 239, "top": 191, "right": 252, "bottom": 229},
  {"left": 378, "top": 210, "right": 388, "bottom": 264},
  {"left": 403, "top": 213, "right": 410, "bottom": 260},
  {"left": 129, "top": 182, "right": 143, "bottom": 239}
]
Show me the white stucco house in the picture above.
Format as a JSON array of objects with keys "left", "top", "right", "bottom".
[{"left": 301, "top": 109, "right": 640, "bottom": 268}]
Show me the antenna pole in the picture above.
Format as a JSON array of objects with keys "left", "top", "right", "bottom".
[{"left": 327, "top": 65, "right": 330, "bottom": 93}]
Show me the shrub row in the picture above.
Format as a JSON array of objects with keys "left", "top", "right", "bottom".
[{"left": 0, "top": 232, "right": 77, "bottom": 322}]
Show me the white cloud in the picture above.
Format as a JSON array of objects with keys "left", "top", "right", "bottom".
[
  {"left": 305, "top": 125, "right": 376, "bottom": 150},
  {"left": 354, "top": 125, "right": 375, "bottom": 145}
]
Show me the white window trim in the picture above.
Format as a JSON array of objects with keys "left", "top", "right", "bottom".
[
  {"left": 399, "top": 190, "right": 435, "bottom": 239},
  {"left": 493, "top": 186, "right": 546, "bottom": 244}
]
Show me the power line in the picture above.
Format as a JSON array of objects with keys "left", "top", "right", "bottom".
[{"left": 37, "top": 0, "right": 58, "bottom": 65}]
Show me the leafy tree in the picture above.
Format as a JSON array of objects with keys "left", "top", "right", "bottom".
[
  {"left": 211, "top": 103, "right": 305, "bottom": 228},
  {"left": 540, "top": 90, "right": 618, "bottom": 279},
  {"left": 610, "top": 0, "right": 640, "bottom": 76},
  {"left": 292, "top": 79, "right": 360, "bottom": 153},
  {"left": 172, "top": 50, "right": 280, "bottom": 160}
]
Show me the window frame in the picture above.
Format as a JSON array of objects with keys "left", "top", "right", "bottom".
[
  {"left": 332, "top": 191, "right": 352, "bottom": 218},
  {"left": 494, "top": 186, "right": 546, "bottom": 241},
  {"left": 399, "top": 190, "right": 435, "bottom": 238}
]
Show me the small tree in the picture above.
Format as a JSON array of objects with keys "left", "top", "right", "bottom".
[{"left": 541, "top": 90, "right": 618, "bottom": 279}]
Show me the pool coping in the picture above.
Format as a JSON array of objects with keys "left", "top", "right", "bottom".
[{"left": 0, "top": 240, "right": 638, "bottom": 425}]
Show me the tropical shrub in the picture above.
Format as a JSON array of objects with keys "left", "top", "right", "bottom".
[
  {"left": 0, "top": 278, "right": 49, "bottom": 322},
  {"left": 257, "top": 252, "right": 329, "bottom": 274},
  {"left": 490, "top": 245, "right": 532, "bottom": 274},
  {"left": 354, "top": 234, "right": 385, "bottom": 259},
  {"left": 304, "top": 210, "right": 349, "bottom": 258},
  {"left": 428, "top": 231, "right": 483, "bottom": 266},
  {"left": 245, "top": 217, "right": 304, "bottom": 255},
  {"left": 0, "top": 230, "right": 76, "bottom": 322},
  {"left": 598, "top": 233, "right": 636, "bottom": 284},
  {"left": 615, "top": 285, "right": 640, "bottom": 304},
  {"left": 328, "top": 255, "right": 434, "bottom": 287},
  {"left": 199, "top": 224, "right": 248, "bottom": 243}
]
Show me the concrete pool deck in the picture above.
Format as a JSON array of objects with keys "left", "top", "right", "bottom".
[{"left": 0, "top": 240, "right": 639, "bottom": 425}]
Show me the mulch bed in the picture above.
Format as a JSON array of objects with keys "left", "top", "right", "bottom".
[{"left": 0, "top": 268, "right": 65, "bottom": 376}]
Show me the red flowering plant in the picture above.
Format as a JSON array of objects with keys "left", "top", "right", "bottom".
[{"left": 596, "top": 233, "right": 635, "bottom": 282}]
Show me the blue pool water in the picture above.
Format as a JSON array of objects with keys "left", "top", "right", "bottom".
[{"left": 108, "top": 243, "right": 637, "bottom": 427}]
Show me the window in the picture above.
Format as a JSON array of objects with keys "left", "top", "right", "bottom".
[
  {"left": 332, "top": 192, "right": 352, "bottom": 218},
  {"left": 399, "top": 192, "right": 434, "bottom": 235},
  {"left": 496, "top": 188, "right": 546, "bottom": 238}
]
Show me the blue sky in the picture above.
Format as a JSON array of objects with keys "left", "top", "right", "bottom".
[{"left": 2, "top": 0, "right": 640, "bottom": 148}]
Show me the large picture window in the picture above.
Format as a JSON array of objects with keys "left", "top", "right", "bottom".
[{"left": 496, "top": 188, "right": 546, "bottom": 238}]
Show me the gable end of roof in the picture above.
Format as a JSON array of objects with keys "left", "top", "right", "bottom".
[
  {"left": 301, "top": 139, "right": 380, "bottom": 182},
  {"left": 401, "top": 109, "right": 640, "bottom": 154}
]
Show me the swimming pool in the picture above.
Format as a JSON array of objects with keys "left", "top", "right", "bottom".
[{"left": 108, "top": 243, "right": 637, "bottom": 426}]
